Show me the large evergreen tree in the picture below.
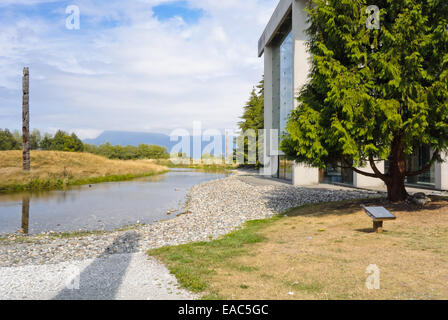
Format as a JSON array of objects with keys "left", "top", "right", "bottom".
[
  {"left": 239, "top": 79, "right": 264, "bottom": 133},
  {"left": 282, "top": 0, "right": 448, "bottom": 201},
  {"left": 238, "top": 78, "right": 264, "bottom": 166}
]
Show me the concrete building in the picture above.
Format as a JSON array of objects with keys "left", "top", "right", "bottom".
[{"left": 259, "top": 0, "right": 448, "bottom": 190}]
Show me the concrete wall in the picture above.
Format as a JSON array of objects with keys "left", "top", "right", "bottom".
[
  {"left": 292, "top": 0, "right": 310, "bottom": 108},
  {"left": 264, "top": 47, "right": 273, "bottom": 152},
  {"left": 260, "top": 46, "right": 276, "bottom": 177},
  {"left": 353, "top": 162, "right": 386, "bottom": 189},
  {"left": 261, "top": 0, "right": 320, "bottom": 184},
  {"left": 291, "top": 0, "right": 319, "bottom": 185},
  {"left": 263, "top": 47, "right": 282, "bottom": 177},
  {"left": 272, "top": 45, "right": 281, "bottom": 135},
  {"left": 435, "top": 152, "right": 448, "bottom": 191},
  {"left": 292, "top": 162, "right": 319, "bottom": 185},
  {"left": 258, "top": 0, "right": 293, "bottom": 57}
]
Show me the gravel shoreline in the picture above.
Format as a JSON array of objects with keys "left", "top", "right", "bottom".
[{"left": 0, "top": 171, "right": 381, "bottom": 268}]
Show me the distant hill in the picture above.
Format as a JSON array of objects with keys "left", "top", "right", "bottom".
[
  {"left": 84, "top": 131, "right": 171, "bottom": 148},
  {"left": 83, "top": 131, "right": 228, "bottom": 157}
]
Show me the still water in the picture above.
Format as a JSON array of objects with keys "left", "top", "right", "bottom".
[{"left": 0, "top": 169, "right": 227, "bottom": 235}]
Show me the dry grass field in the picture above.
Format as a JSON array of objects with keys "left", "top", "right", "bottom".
[
  {"left": 0, "top": 150, "right": 168, "bottom": 193},
  {"left": 150, "top": 198, "right": 448, "bottom": 300}
]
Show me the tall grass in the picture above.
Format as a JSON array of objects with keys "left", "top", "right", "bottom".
[
  {"left": 0, "top": 150, "right": 168, "bottom": 194},
  {"left": 151, "top": 159, "right": 237, "bottom": 173}
]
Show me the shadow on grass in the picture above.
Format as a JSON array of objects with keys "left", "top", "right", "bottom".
[
  {"left": 355, "top": 228, "right": 393, "bottom": 234},
  {"left": 280, "top": 196, "right": 448, "bottom": 219},
  {"left": 282, "top": 198, "right": 370, "bottom": 218},
  {"left": 261, "top": 185, "right": 383, "bottom": 217}
]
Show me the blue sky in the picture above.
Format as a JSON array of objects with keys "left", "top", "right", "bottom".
[
  {"left": 0, "top": 0, "right": 276, "bottom": 139},
  {"left": 153, "top": 1, "right": 204, "bottom": 24}
]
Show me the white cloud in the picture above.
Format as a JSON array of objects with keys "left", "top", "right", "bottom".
[{"left": 0, "top": 0, "right": 276, "bottom": 137}]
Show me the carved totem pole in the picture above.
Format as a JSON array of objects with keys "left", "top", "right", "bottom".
[{"left": 22, "top": 67, "right": 30, "bottom": 171}]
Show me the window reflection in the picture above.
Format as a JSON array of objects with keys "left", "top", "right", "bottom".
[
  {"left": 406, "top": 145, "right": 435, "bottom": 187},
  {"left": 384, "top": 145, "right": 436, "bottom": 188},
  {"left": 320, "top": 162, "right": 354, "bottom": 185},
  {"left": 279, "top": 31, "right": 294, "bottom": 135},
  {"left": 279, "top": 156, "right": 293, "bottom": 181}
]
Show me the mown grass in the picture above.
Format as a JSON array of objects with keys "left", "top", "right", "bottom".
[
  {"left": 149, "top": 199, "right": 448, "bottom": 300},
  {"left": 0, "top": 150, "right": 168, "bottom": 194}
]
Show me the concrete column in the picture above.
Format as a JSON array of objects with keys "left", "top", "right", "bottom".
[
  {"left": 291, "top": 0, "right": 319, "bottom": 185},
  {"left": 435, "top": 152, "right": 448, "bottom": 190},
  {"left": 260, "top": 46, "right": 278, "bottom": 177},
  {"left": 292, "top": 162, "right": 319, "bottom": 186},
  {"left": 353, "top": 161, "right": 386, "bottom": 189},
  {"left": 292, "top": 0, "right": 310, "bottom": 109},
  {"left": 270, "top": 44, "right": 281, "bottom": 177},
  {"left": 264, "top": 46, "right": 273, "bottom": 149}
]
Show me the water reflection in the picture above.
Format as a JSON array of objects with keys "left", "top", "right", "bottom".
[
  {"left": 1, "top": 174, "right": 171, "bottom": 205},
  {"left": 21, "top": 197, "right": 30, "bottom": 235},
  {"left": 0, "top": 169, "right": 227, "bottom": 235}
]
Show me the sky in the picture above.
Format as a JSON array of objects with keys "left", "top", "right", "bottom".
[{"left": 0, "top": 0, "right": 276, "bottom": 139}]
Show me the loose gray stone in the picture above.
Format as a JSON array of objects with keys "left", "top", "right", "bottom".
[{"left": 0, "top": 170, "right": 380, "bottom": 268}]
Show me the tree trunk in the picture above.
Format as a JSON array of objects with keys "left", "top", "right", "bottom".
[
  {"left": 22, "top": 67, "right": 30, "bottom": 171},
  {"left": 385, "top": 136, "right": 409, "bottom": 202},
  {"left": 386, "top": 177, "right": 408, "bottom": 202}
]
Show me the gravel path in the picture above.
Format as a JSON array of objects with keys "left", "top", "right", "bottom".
[
  {"left": 0, "top": 170, "right": 381, "bottom": 299},
  {"left": 0, "top": 251, "right": 197, "bottom": 300}
]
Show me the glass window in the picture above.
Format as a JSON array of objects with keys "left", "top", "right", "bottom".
[
  {"left": 279, "top": 156, "right": 293, "bottom": 181},
  {"left": 272, "top": 29, "right": 294, "bottom": 182},
  {"left": 279, "top": 31, "right": 294, "bottom": 136},
  {"left": 320, "top": 162, "right": 354, "bottom": 186},
  {"left": 406, "top": 145, "right": 435, "bottom": 187},
  {"left": 384, "top": 145, "right": 436, "bottom": 188}
]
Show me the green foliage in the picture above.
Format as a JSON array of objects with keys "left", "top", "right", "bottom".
[
  {"left": 0, "top": 129, "right": 21, "bottom": 150},
  {"left": 282, "top": 0, "right": 448, "bottom": 169},
  {"left": 30, "top": 129, "right": 41, "bottom": 150},
  {"left": 237, "top": 78, "right": 264, "bottom": 166},
  {"left": 41, "top": 130, "right": 84, "bottom": 152},
  {"left": 12, "top": 130, "right": 22, "bottom": 148},
  {"left": 85, "top": 142, "right": 170, "bottom": 160},
  {"left": 1, "top": 128, "right": 42, "bottom": 150},
  {"left": 239, "top": 79, "right": 264, "bottom": 133},
  {"left": 0, "top": 129, "right": 82, "bottom": 152},
  {"left": 136, "top": 144, "right": 170, "bottom": 159},
  {"left": 39, "top": 133, "right": 52, "bottom": 150}
]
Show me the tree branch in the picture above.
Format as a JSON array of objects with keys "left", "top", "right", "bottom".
[
  {"left": 360, "top": 158, "right": 388, "bottom": 162},
  {"left": 369, "top": 155, "right": 388, "bottom": 181},
  {"left": 351, "top": 166, "right": 379, "bottom": 179},
  {"left": 405, "top": 151, "right": 439, "bottom": 177},
  {"left": 337, "top": 158, "right": 379, "bottom": 179}
]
